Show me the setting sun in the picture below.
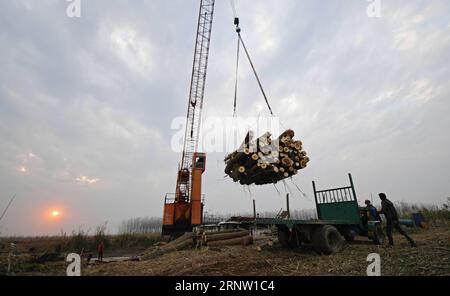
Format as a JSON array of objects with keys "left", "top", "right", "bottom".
[
  {"left": 42, "top": 207, "right": 66, "bottom": 224},
  {"left": 51, "top": 210, "right": 61, "bottom": 217}
]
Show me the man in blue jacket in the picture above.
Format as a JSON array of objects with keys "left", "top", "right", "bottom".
[{"left": 365, "top": 200, "right": 381, "bottom": 221}]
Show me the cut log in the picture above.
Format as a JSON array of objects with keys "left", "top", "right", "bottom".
[
  {"left": 230, "top": 151, "right": 249, "bottom": 163},
  {"left": 207, "top": 235, "right": 253, "bottom": 247},
  {"left": 141, "top": 237, "right": 194, "bottom": 260},
  {"left": 224, "top": 161, "right": 234, "bottom": 175},
  {"left": 293, "top": 141, "right": 302, "bottom": 150},
  {"left": 272, "top": 165, "right": 279, "bottom": 173},
  {"left": 280, "top": 129, "right": 295, "bottom": 138},
  {"left": 247, "top": 132, "right": 271, "bottom": 153},
  {"left": 238, "top": 131, "right": 254, "bottom": 151},
  {"left": 204, "top": 228, "right": 246, "bottom": 236},
  {"left": 169, "top": 232, "right": 194, "bottom": 245},
  {"left": 204, "top": 230, "right": 249, "bottom": 242},
  {"left": 164, "top": 238, "right": 194, "bottom": 252},
  {"left": 281, "top": 157, "right": 293, "bottom": 167}
]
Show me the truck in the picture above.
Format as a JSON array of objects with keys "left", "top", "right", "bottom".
[{"left": 255, "top": 173, "right": 385, "bottom": 254}]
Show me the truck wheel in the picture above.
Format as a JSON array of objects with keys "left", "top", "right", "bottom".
[
  {"left": 372, "top": 224, "right": 385, "bottom": 245},
  {"left": 312, "top": 225, "right": 345, "bottom": 255}
]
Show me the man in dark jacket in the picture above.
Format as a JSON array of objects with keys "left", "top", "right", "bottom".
[{"left": 379, "top": 193, "right": 417, "bottom": 247}]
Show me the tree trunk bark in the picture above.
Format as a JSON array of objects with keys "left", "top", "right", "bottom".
[
  {"left": 205, "top": 230, "right": 249, "bottom": 242},
  {"left": 207, "top": 235, "right": 253, "bottom": 247}
]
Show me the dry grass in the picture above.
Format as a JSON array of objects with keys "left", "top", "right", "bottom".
[
  {"left": 0, "top": 232, "right": 164, "bottom": 275},
  {"left": 81, "top": 226, "right": 450, "bottom": 276},
  {"left": 2, "top": 226, "right": 449, "bottom": 276}
]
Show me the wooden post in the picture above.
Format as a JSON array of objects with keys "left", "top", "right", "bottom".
[
  {"left": 253, "top": 199, "right": 256, "bottom": 219},
  {"left": 348, "top": 173, "right": 357, "bottom": 201},
  {"left": 286, "top": 193, "right": 290, "bottom": 219},
  {"left": 348, "top": 172, "right": 361, "bottom": 220},
  {"left": 312, "top": 180, "right": 321, "bottom": 219}
]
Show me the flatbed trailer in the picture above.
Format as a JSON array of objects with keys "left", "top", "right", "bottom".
[{"left": 255, "top": 174, "right": 385, "bottom": 254}]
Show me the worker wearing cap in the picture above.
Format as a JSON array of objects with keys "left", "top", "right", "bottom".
[
  {"left": 379, "top": 193, "right": 417, "bottom": 247},
  {"left": 364, "top": 200, "right": 381, "bottom": 222}
]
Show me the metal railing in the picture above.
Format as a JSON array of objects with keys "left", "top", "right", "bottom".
[
  {"left": 312, "top": 173, "right": 358, "bottom": 205},
  {"left": 164, "top": 193, "right": 205, "bottom": 205}
]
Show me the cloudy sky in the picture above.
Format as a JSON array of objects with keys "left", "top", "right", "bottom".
[{"left": 0, "top": 0, "right": 449, "bottom": 236}]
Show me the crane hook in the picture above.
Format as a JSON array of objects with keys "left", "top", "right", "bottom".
[{"left": 234, "top": 17, "right": 241, "bottom": 33}]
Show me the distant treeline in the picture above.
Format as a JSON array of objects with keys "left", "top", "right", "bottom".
[{"left": 118, "top": 217, "right": 162, "bottom": 234}]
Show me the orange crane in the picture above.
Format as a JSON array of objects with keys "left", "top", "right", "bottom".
[{"left": 162, "top": 0, "right": 215, "bottom": 237}]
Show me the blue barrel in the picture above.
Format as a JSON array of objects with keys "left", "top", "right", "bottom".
[
  {"left": 412, "top": 212, "right": 425, "bottom": 227},
  {"left": 399, "top": 219, "right": 415, "bottom": 227}
]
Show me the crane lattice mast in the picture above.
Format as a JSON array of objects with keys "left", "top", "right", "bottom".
[{"left": 176, "top": 0, "right": 215, "bottom": 203}]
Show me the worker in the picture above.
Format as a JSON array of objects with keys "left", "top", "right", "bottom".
[
  {"left": 378, "top": 193, "right": 417, "bottom": 247},
  {"left": 364, "top": 200, "right": 381, "bottom": 221},
  {"left": 97, "top": 241, "right": 104, "bottom": 262}
]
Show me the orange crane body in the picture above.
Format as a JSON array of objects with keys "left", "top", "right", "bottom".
[{"left": 162, "top": 153, "right": 206, "bottom": 236}]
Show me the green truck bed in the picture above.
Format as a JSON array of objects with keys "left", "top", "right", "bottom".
[{"left": 255, "top": 217, "right": 360, "bottom": 229}]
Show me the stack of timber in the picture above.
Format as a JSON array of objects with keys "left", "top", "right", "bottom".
[
  {"left": 201, "top": 228, "right": 253, "bottom": 247},
  {"left": 224, "top": 130, "right": 309, "bottom": 185},
  {"left": 141, "top": 232, "right": 195, "bottom": 260}
]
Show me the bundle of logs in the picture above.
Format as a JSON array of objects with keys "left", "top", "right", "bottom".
[
  {"left": 141, "top": 232, "right": 195, "bottom": 260},
  {"left": 200, "top": 228, "right": 253, "bottom": 247},
  {"left": 140, "top": 229, "right": 253, "bottom": 260},
  {"left": 224, "top": 129, "right": 309, "bottom": 185}
]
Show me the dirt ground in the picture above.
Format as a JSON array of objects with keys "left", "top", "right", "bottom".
[{"left": 3, "top": 226, "right": 450, "bottom": 276}]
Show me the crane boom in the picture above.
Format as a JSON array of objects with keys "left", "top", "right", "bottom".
[{"left": 177, "top": 0, "right": 215, "bottom": 203}]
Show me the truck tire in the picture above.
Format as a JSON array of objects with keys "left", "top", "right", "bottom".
[
  {"left": 312, "top": 225, "right": 345, "bottom": 255},
  {"left": 372, "top": 224, "right": 385, "bottom": 245}
]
